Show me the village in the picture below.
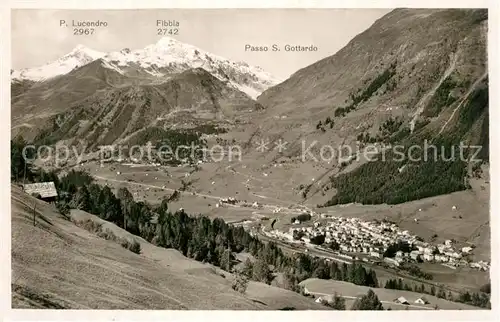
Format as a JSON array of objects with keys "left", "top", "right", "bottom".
[
  {"left": 265, "top": 213, "right": 490, "bottom": 272},
  {"left": 65, "top": 153, "right": 492, "bottom": 276}
]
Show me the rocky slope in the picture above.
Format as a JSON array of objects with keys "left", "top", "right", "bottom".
[
  {"left": 247, "top": 8, "right": 488, "bottom": 206},
  {"left": 17, "top": 66, "right": 262, "bottom": 148}
]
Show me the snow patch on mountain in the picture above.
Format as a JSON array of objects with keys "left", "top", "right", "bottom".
[
  {"left": 11, "top": 45, "right": 105, "bottom": 81},
  {"left": 12, "top": 37, "right": 281, "bottom": 99},
  {"left": 101, "top": 37, "right": 281, "bottom": 98},
  {"left": 101, "top": 59, "right": 125, "bottom": 75}
]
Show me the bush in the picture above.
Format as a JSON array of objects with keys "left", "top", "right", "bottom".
[
  {"left": 129, "top": 240, "right": 141, "bottom": 254},
  {"left": 97, "top": 229, "right": 118, "bottom": 241},
  {"left": 310, "top": 234, "right": 326, "bottom": 245},
  {"left": 321, "top": 293, "right": 346, "bottom": 310},
  {"left": 480, "top": 283, "right": 491, "bottom": 294},
  {"left": 76, "top": 218, "right": 103, "bottom": 234},
  {"left": 351, "top": 289, "right": 384, "bottom": 310},
  {"left": 231, "top": 272, "right": 249, "bottom": 294},
  {"left": 290, "top": 213, "right": 311, "bottom": 223},
  {"left": 56, "top": 201, "right": 71, "bottom": 219},
  {"left": 121, "top": 238, "right": 141, "bottom": 254}
]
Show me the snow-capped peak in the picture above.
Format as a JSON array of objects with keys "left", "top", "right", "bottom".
[
  {"left": 12, "top": 44, "right": 105, "bottom": 82},
  {"left": 155, "top": 36, "right": 181, "bottom": 47},
  {"left": 102, "top": 37, "right": 281, "bottom": 98},
  {"left": 69, "top": 44, "right": 104, "bottom": 60},
  {"left": 12, "top": 38, "right": 281, "bottom": 98}
]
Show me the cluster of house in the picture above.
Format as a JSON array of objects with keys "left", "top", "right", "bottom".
[
  {"left": 394, "top": 296, "right": 429, "bottom": 305},
  {"left": 216, "top": 197, "right": 266, "bottom": 210},
  {"left": 219, "top": 197, "right": 238, "bottom": 205},
  {"left": 315, "top": 294, "right": 430, "bottom": 307},
  {"left": 267, "top": 215, "right": 490, "bottom": 271}
]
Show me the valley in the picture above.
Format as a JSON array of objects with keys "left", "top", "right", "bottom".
[
  {"left": 71, "top": 158, "right": 490, "bottom": 294},
  {"left": 10, "top": 8, "right": 491, "bottom": 311}
]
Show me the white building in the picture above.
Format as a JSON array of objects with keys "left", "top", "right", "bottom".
[
  {"left": 384, "top": 257, "right": 400, "bottom": 267},
  {"left": 415, "top": 297, "right": 429, "bottom": 305},
  {"left": 410, "top": 250, "right": 421, "bottom": 261},
  {"left": 462, "top": 246, "right": 473, "bottom": 254},
  {"left": 424, "top": 247, "right": 434, "bottom": 255},
  {"left": 395, "top": 296, "right": 409, "bottom": 304},
  {"left": 423, "top": 254, "right": 434, "bottom": 261}
]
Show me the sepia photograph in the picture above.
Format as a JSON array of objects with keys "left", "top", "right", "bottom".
[{"left": 9, "top": 5, "right": 492, "bottom": 313}]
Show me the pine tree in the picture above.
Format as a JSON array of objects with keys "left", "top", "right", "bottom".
[
  {"left": 312, "top": 260, "right": 330, "bottom": 279},
  {"left": 11, "top": 137, "right": 33, "bottom": 182},
  {"left": 437, "top": 286, "right": 446, "bottom": 299},
  {"left": 232, "top": 272, "right": 249, "bottom": 294},
  {"left": 71, "top": 185, "right": 91, "bottom": 211},
  {"left": 330, "top": 293, "right": 346, "bottom": 310},
  {"left": 252, "top": 258, "right": 272, "bottom": 284},
  {"left": 242, "top": 258, "right": 253, "bottom": 278},
  {"left": 368, "top": 269, "right": 378, "bottom": 287},
  {"left": 351, "top": 289, "right": 384, "bottom": 310},
  {"left": 118, "top": 187, "right": 134, "bottom": 229},
  {"left": 220, "top": 249, "right": 232, "bottom": 272},
  {"left": 397, "top": 278, "right": 403, "bottom": 290}
]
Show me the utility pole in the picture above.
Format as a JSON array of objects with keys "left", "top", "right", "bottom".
[
  {"left": 23, "top": 160, "right": 27, "bottom": 184},
  {"left": 227, "top": 241, "right": 231, "bottom": 272},
  {"left": 33, "top": 202, "right": 36, "bottom": 226}
]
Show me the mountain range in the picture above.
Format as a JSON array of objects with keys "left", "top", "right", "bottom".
[
  {"left": 255, "top": 8, "right": 488, "bottom": 206},
  {"left": 10, "top": 8, "right": 491, "bottom": 311},
  {"left": 11, "top": 37, "right": 280, "bottom": 99},
  {"left": 11, "top": 37, "right": 279, "bottom": 145},
  {"left": 11, "top": 8, "right": 489, "bottom": 206}
]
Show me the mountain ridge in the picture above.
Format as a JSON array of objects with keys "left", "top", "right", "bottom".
[
  {"left": 17, "top": 66, "right": 262, "bottom": 148},
  {"left": 256, "top": 8, "right": 488, "bottom": 206},
  {"left": 12, "top": 37, "right": 281, "bottom": 99}
]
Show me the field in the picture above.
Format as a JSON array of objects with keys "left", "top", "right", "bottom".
[
  {"left": 75, "top": 160, "right": 308, "bottom": 222},
  {"left": 11, "top": 185, "right": 327, "bottom": 310},
  {"left": 300, "top": 278, "right": 479, "bottom": 310}
]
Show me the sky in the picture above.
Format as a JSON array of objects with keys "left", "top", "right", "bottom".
[{"left": 11, "top": 9, "right": 391, "bottom": 79}]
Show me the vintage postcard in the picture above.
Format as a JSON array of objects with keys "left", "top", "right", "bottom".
[{"left": 4, "top": 1, "right": 496, "bottom": 321}]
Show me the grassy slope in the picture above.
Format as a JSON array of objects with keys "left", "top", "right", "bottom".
[
  {"left": 300, "top": 278, "right": 479, "bottom": 310},
  {"left": 11, "top": 185, "right": 325, "bottom": 310}
]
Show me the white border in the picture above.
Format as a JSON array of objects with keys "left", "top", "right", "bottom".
[
  {"left": 1, "top": 1, "right": 498, "bottom": 321},
  {"left": 2, "top": 0, "right": 494, "bottom": 9}
]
